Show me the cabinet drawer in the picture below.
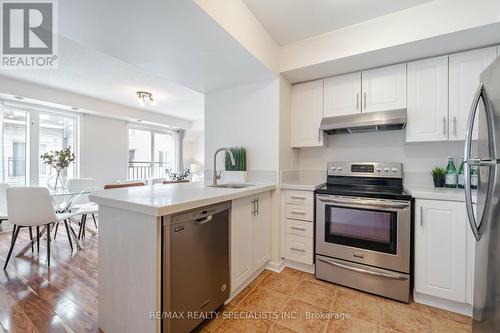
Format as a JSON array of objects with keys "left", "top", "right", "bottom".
[
  {"left": 285, "top": 234, "right": 313, "bottom": 265},
  {"left": 285, "top": 219, "right": 313, "bottom": 237},
  {"left": 284, "top": 190, "right": 313, "bottom": 205},
  {"left": 285, "top": 204, "right": 313, "bottom": 222}
]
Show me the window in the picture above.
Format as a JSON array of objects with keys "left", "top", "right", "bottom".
[
  {"left": 0, "top": 101, "right": 79, "bottom": 186},
  {"left": 128, "top": 127, "right": 178, "bottom": 180}
]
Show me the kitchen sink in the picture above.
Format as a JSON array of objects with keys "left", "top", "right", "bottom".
[{"left": 209, "top": 183, "right": 255, "bottom": 189}]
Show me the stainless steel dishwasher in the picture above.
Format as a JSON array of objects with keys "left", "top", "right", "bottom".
[{"left": 163, "top": 202, "right": 230, "bottom": 333}]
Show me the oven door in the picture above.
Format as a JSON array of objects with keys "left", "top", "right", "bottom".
[{"left": 316, "top": 194, "right": 411, "bottom": 273}]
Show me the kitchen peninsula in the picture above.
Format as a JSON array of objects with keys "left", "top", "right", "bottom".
[{"left": 90, "top": 182, "right": 275, "bottom": 333}]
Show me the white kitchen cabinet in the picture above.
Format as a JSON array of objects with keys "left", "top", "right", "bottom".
[
  {"left": 361, "top": 64, "right": 406, "bottom": 113},
  {"left": 415, "top": 199, "right": 468, "bottom": 303},
  {"left": 449, "top": 47, "right": 497, "bottom": 141},
  {"left": 324, "top": 72, "right": 361, "bottom": 117},
  {"left": 252, "top": 192, "right": 270, "bottom": 269},
  {"left": 282, "top": 190, "right": 314, "bottom": 266},
  {"left": 292, "top": 80, "right": 325, "bottom": 148},
  {"left": 406, "top": 56, "right": 449, "bottom": 142},
  {"left": 231, "top": 192, "right": 270, "bottom": 292}
]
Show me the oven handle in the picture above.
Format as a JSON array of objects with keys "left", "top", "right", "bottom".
[
  {"left": 318, "top": 198, "right": 409, "bottom": 209},
  {"left": 317, "top": 257, "right": 408, "bottom": 281}
]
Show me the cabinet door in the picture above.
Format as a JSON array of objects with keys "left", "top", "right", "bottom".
[
  {"left": 406, "top": 56, "right": 449, "bottom": 142},
  {"left": 465, "top": 204, "right": 477, "bottom": 305},
  {"left": 449, "top": 47, "right": 497, "bottom": 141},
  {"left": 252, "top": 192, "right": 270, "bottom": 269},
  {"left": 230, "top": 196, "right": 254, "bottom": 292},
  {"left": 415, "top": 200, "right": 467, "bottom": 303},
  {"left": 324, "top": 72, "right": 361, "bottom": 117},
  {"left": 361, "top": 64, "right": 406, "bottom": 113},
  {"left": 292, "top": 80, "right": 325, "bottom": 147}
]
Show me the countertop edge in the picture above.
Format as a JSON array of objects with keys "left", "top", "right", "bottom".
[
  {"left": 90, "top": 184, "right": 276, "bottom": 217},
  {"left": 405, "top": 186, "right": 476, "bottom": 203},
  {"left": 280, "top": 182, "right": 325, "bottom": 191}
]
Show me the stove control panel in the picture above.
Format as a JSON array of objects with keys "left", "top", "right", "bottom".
[{"left": 328, "top": 162, "right": 403, "bottom": 178}]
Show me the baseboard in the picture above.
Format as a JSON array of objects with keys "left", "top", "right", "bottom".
[
  {"left": 414, "top": 292, "right": 472, "bottom": 317},
  {"left": 283, "top": 259, "right": 315, "bottom": 274},
  {"left": 266, "top": 259, "right": 285, "bottom": 273}
]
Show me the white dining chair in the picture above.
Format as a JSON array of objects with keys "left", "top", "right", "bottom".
[
  {"left": 65, "top": 178, "right": 98, "bottom": 240},
  {"left": 0, "top": 183, "right": 9, "bottom": 225},
  {"left": 4, "top": 187, "right": 74, "bottom": 269}
]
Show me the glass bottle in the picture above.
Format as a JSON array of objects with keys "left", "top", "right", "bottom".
[
  {"left": 471, "top": 156, "right": 479, "bottom": 190},
  {"left": 457, "top": 158, "right": 465, "bottom": 189},
  {"left": 445, "top": 157, "right": 457, "bottom": 188}
]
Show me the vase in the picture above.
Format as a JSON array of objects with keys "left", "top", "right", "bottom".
[
  {"left": 47, "top": 172, "right": 69, "bottom": 192},
  {"left": 433, "top": 177, "right": 445, "bottom": 188}
]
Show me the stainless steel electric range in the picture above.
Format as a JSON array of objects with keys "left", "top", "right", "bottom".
[{"left": 315, "top": 161, "right": 413, "bottom": 303}]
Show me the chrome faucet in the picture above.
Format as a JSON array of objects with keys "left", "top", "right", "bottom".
[{"left": 212, "top": 148, "right": 236, "bottom": 186}]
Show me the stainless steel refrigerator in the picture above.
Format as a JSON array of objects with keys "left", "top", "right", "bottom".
[{"left": 464, "top": 56, "right": 500, "bottom": 333}]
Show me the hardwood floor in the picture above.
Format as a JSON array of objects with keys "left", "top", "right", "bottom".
[{"left": 0, "top": 220, "right": 98, "bottom": 333}]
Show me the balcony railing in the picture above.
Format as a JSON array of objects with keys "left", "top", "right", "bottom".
[{"left": 128, "top": 161, "right": 172, "bottom": 180}]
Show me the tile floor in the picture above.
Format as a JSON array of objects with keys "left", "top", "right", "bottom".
[{"left": 196, "top": 268, "right": 472, "bottom": 333}]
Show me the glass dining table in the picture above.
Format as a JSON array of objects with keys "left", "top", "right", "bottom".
[{"left": 15, "top": 187, "right": 97, "bottom": 257}]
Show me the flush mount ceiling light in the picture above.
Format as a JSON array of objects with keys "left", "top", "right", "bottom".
[{"left": 136, "top": 91, "right": 157, "bottom": 107}]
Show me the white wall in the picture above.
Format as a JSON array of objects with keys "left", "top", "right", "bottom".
[
  {"left": 204, "top": 79, "right": 279, "bottom": 174},
  {"left": 297, "top": 130, "right": 464, "bottom": 175},
  {"left": 183, "top": 119, "right": 205, "bottom": 178},
  {"left": 79, "top": 114, "right": 128, "bottom": 187}
]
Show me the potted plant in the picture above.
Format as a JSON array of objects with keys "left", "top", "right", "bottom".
[
  {"left": 431, "top": 167, "right": 446, "bottom": 188},
  {"left": 165, "top": 168, "right": 191, "bottom": 183},
  {"left": 224, "top": 147, "right": 247, "bottom": 183},
  {"left": 41, "top": 146, "right": 76, "bottom": 191}
]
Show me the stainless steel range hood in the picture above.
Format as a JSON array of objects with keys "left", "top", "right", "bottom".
[{"left": 320, "top": 109, "right": 407, "bottom": 135}]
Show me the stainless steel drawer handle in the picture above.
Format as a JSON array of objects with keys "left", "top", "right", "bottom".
[
  {"left": 290, "top": 210, "right": 306, "bottom": 215},
  {"left": 290, "top": 226, "right": 306, "bottom": 231},
  {"left": 290, "top": 195, "right": 307, "bottom": 200},
  {"left": 290, "top": 247, "right": 306, "bottom": 253},
  {"left": 319, "top": 198, "right": 409, "bottom": 209},
  {"left": 317, "top": 257, "right": 407, "bottom": 280}
]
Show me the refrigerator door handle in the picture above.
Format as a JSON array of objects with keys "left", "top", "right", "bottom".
[{"left": 464, "top": 82, "right": 495, "bottom": 241}]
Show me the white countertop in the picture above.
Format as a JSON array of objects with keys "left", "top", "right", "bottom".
[
  {"left": 280, "top": 181, "right": 325, "bottom": 191},
  {"left": 89, "top": 182, "right": 276, "bottom": 216},
  {"left": 405, "top": 185, "right": 476, "bottom": 202}
]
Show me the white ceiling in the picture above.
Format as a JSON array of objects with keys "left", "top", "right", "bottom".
[
  {"left": 242, "top": 0, "right": 433, "bottom": 45},
  {"left": 0, "top": 37, "right": 205, "bottom": 121},
  {"left": 58, "top": 0, "right": 275, "bottom": 94}
]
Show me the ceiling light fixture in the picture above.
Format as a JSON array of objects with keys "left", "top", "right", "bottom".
[{"left": 136, "top": 91, "right": 157, "bottom": 106}]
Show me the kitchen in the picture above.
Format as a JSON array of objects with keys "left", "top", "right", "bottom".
[{"left": 0, "top": 1, "right": 499, "bottom": 333}]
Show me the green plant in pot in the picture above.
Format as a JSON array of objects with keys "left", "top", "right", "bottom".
[
  {"left": 224, "top": 147, "right": 247, "bottom": 182},
  {"left": 431, "top": 167, "right": 446, "bottom": 188},
  {"left": 41, "top": 146, "right": 76, "bottom": 191}
]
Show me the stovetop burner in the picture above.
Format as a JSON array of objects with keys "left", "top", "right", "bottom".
[{"left": 316, "top": 161, "right": 412, "bottom": 201}]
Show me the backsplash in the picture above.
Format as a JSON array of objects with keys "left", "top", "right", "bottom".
[{"left": 296, "top": 130, "right": 465, "bottom": 178}]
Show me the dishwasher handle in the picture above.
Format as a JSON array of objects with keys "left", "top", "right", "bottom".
[{"left": 195, "top": 215, "right": 213, "bottom": 224}]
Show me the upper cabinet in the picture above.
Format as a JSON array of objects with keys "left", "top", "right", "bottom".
[
  {"left": 292, "top": 80, "right": 325, "bottom": 148},
  {"left": 291, "top": 46, "right": 500, "bottom": 148},
  {"left": 406, "top": 56, "right": 449, "bottom": 142},
  {"left": 324, "top": 72, "right": 361, "bottom": 117},
  {"left": 362, "top": 64, "right": 407, "bottom": 113},
  {"left": 449, "top": 47, "right": 497, "bottom": 141}
]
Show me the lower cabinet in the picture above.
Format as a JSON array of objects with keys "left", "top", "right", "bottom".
[
  {"left": 415, "top": 199, "right": 475, "bottom": 305},
  {"left": 230, "top": 192, "right": 270, "bottom": 292}
]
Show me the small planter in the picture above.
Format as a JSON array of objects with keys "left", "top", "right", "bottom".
[
  {"left": 433, "top": 177, "right": 445, "bottom": 188},
  {"left": 223, "top": 171, "right": 248, "bottom": 183}
]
